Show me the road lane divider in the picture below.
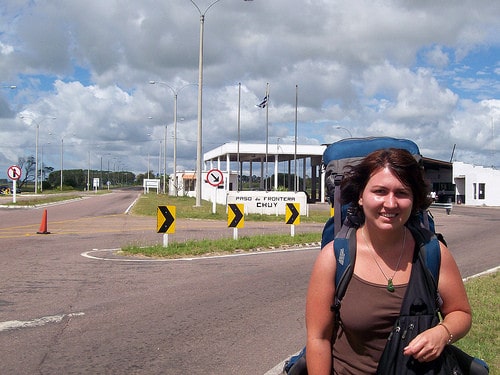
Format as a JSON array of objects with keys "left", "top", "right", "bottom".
[
  {"left": 81, "top": 246, "right": 321, "bottom": 262},
  {"left": 0, "top": 312, "right": 85, "bottom": 332}
]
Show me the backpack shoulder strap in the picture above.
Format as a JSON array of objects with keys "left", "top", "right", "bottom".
[
  {"left": 406, "top": 219, "right": 441, "bottom": 285},
  {"left": 331, "top": 217, "right": 357, "bottom": 312},
  {"left": 333, "top": 174, "right": 344, "bottom": 236},
  {"left": 321, "top": 216, "right": 335, "bottom": 249},
  {"left": 406, "top": 218, "right": 443, "bottom": 308}
]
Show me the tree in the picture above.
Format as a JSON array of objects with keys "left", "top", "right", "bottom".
[
  {"left": 41, "top": 165, "right": 54, "bottom": 181},
  {"left": 47, "top": 169, "right": 137, "bottom": 190},
  {"left": 17, "top": 156, "right": 35, "bottom": 188},
  {"left": 47, "top": 169, "right": 86, "bottom": 189}
]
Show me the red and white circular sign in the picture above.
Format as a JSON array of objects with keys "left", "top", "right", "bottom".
[
  {"left": 206, "top": 169, "right": 224, "bottom": 187},
  {"left": 7, "top": 165, "right": 22, "bottom": 180}
]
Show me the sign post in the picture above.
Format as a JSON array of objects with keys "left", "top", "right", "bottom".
[
  {"left": 285, "top": 202, "right": 300, "bottom": 237},
  {"left": 228, "top": 203, "right": 244, "bottom": 240},
  {"left": 206, "top": 169, "right": 224, "bottom": 214},
  {"left": 7, "top": 165, "right": 21, "bottom": 204},
  {"left": 157, "top": 206, "right": 176, "bottom": 247}
]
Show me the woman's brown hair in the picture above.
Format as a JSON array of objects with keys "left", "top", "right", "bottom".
[{"left": 340, "top": 148, "right": 432, "bottom": 217}]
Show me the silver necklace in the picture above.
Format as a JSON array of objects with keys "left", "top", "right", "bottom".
[{"left": 361, "top": 227, "right": 407, "bottom": 292}]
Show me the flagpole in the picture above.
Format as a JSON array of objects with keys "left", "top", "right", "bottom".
[
  {"left": 294, "top": 84, "right": 298, "bottom": 192},
  {"left": 265, "top": 82, "right": 269, "bottom": 191},
  {"left": 237, "top": 82, "right": 241, "bottom": 191}
]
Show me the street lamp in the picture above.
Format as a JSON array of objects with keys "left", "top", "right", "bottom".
[
  {"left": 189, "top": 0, "right": 252, "bottom": 206},
  {"left": 59, "top": 133, "right": 76, "bottom": 191},
  {"left": 60, "top": 138, "right": 64, "bottom": 191},
  {"left": 47, "top": 131, "right": 65, "bottom": 191},
  {"left": 147, "top": 117, "right": 165, "bottom": 192},
  {"left": 146, "top": 132, "right": 152, "bottom": 179},
  {"left": 149, "top": 81, "right": 196, "bottom": 196},
  {"left": 20, "top": 115, "right": 56, "bottom": 194},
  {"left": 335, "top": 126, "right": 352, "bottom": 138}
]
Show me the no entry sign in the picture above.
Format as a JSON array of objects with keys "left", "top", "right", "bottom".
[{"left": 7, "top": 165, "right": 21, "bottom": 180}]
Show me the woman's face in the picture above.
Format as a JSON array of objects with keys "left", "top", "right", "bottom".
[{"left": 358, "top": 166, "right": 414, "bottom": 231}]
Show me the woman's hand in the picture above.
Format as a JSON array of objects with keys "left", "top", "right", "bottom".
[
  {"left": 403, "top": 324, "right": 449, "bottom": 362},
  {"left": 404, "top": 241, "right": 473, "bottom": 363}
]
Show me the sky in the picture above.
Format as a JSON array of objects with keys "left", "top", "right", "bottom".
[{"left": 0, "top": 0, "right": 499, "bottom": 181}]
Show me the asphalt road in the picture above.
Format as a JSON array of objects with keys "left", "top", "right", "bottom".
[{"left": 0, "top": 190, "right": 498, "bottom": 374}]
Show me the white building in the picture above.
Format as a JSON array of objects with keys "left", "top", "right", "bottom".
[
  {"left": 453, "top": 162, "right": 500, "bottom": 206},
  {"left": 168, "top": 143, "right": 500, "bottom": 208}
]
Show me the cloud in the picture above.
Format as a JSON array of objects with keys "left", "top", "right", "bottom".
[
  {"left": 425, "top": 46, "right": 450, "bottom": 68},
  {"left": 0, "top": 0, "right": 499, "bottom": 177}
]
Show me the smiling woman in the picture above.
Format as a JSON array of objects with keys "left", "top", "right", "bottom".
[{"left": 305, "top": 148, "right": 472, "bottom": 375}]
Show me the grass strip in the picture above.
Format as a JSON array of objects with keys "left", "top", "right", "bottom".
[
  {"left": 457, "top": 271, "right": 499, "bottom": 374},
  {"left": 122, "top": 232, "right": 322, "bottom": 258},
  {"left": 2, "top": 193, "right": 85, "bottom": 206},
  {"left": 132, "top": 194, "right": 331, "bottom": 222}
]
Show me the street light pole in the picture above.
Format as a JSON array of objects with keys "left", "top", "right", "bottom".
[
  {"left": 87, "top": 150, "right": 90, "bottom": 191},
  {"left": 163, "top": 127, "right": 167, "bottom": 194},
  {"left": 60, "top": 138, "right": 63, "bottom": 191},
  {"left": 20, "top": 115, "right": 56, "bottom": 194},
  {"left": 335, "top": 126, "right": 352, "bottom": 138},
  {"left": 189, "top": 0, "right": 252, "bottom": 206},
  {"left": 36, "top": 123, "right": 39, "bottom": 193},
  {"left": 149, "top": 81, "right": 196, "bottom": 196}
]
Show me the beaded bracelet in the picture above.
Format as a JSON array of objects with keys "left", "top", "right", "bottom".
[{"left": 439, "top": 322, "right": 454, "bottom": 345}]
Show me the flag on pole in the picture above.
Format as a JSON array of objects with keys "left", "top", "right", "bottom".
[{"left": 256, "top": 95, "right": 268, "bottom": 108}]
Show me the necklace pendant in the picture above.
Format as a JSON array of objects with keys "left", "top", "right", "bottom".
[{"left": 387, "top": 279, "right": 395, "bottom": 292}]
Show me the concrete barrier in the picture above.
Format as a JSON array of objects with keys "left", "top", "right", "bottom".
[{"left": 431, "top": 202, "right": 452, "bottom": 215}]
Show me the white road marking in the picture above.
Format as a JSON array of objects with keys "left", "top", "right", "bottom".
[
  {"left": 81, "top": 245, "right": 320, "bottom": 262},
  {"left": 124, "top": 194, "right": 141, "bottom": 214},
  {"left": 0, "top": 312, "right": 85, "bottom": 332}
]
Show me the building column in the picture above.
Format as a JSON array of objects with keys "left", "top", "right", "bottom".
[
  {"left": 311, "top": 163, "right": 317, "bottom": 202},
  {"left": 260, "top": 158, "right": 264, "bottom": 190},
  {"left": 303, "top": 158, "right": 306, "bottom": 192},
  {"left": 274, "top": 154, "right": 279, "bottom": 190},
  {"left": 249, "top": 161, "right": 253, "bottom": 190}
]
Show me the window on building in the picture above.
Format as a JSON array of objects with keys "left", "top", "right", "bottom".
[
  {"left": 473, "top": 183, "right": 477, "bottom": 199},
  {"left": 478, "top": 183, "right": 485, "bottom": 200},
  {"left": 183, "top": 174, "right": 196, "bottom": 192}
]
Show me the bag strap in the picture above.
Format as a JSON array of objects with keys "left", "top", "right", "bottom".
[
  {"left": 333, "top": 174, "right": 343, "bottom": 236},
  {"left": 395, "top": 220, "right": 442, "bottom": 317},
  {"left": 333, "top": 222, "right": 356, "bottom": 310},
  {"left": 332, "top": 212, "right": 359, "bottom": 313},
  {"left": 406, "top": 217, "right": 442, "bottom": 308}
]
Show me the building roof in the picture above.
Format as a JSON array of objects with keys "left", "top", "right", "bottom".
[
  {"left": 204, "top": 142, "right": 326, "bottom": 163},
  {"left": 204, "top": 142, "right": 452, "bottom": 170},
  {"left": 422, "top": 156, "right": 452, "bottom": 170}
]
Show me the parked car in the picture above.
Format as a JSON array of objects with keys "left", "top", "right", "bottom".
[{"left": 0, "top": 185, "right": 21, "bottom": 194}]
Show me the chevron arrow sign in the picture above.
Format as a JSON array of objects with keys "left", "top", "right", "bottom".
[
  {"left": 157, "top": 205, "right": 176, "bottom": 234},
  {"left": 228, "top": 203, "right": 244, "bottom": 228}
]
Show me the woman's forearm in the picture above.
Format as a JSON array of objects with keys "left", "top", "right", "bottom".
[{"left": 306, "top": 338, "right": 332, "bottom": 375}]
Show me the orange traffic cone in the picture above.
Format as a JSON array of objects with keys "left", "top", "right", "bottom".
[{"left": 37, "top": 209, "right": 51, "bottom": 234}]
